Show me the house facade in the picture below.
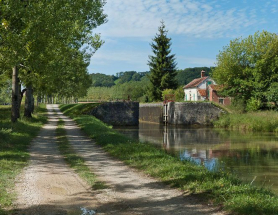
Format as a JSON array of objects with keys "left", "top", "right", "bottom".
[
  {"left": 183, "top": 70, "right": 231, "bottom": 105},
  {"left": 208, "top": 84, "right": 231, "bottom": 106},
  {"left": 183, "top": 71, "right": 216, "bottom": 101}
]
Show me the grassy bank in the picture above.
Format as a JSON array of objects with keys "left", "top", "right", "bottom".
[
  {"left": 60, "top": 104, "right": 278, "bottom": 215},
  {"left": 0, "top": 105, "right": 47, "bottom": 214},
  {"left": 214, "top": 111, "right": 278, "bottom": 132},
  {"left": 55, "top": 118, "right": 105, "bottom": 190}
]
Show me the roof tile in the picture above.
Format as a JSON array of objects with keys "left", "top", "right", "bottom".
[{"left": 183, "top": 77, "right": 208, "bottom": 89}]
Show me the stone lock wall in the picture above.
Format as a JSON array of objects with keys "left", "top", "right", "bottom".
[
  {"left": 139, "top": 103, "right": 164, "bottom": 124},
  {"left": 89, "top": 102, "right": 139, "bottom": 126},
  {"left": 167, "top": 102, "right": 225, "bottom": 125}
]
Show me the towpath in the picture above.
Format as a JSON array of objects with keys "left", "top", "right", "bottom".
[{"left": 14, "top": 104, "right": 225, "bottom": 215}]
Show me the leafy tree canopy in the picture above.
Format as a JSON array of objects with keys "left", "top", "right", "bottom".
[{"left": 213, "top": 31, "right": 278, "bottom": 110}]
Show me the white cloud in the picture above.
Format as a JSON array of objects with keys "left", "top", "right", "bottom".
[{"left": 95, "top": 0, "right": 259, "bottom": 38}]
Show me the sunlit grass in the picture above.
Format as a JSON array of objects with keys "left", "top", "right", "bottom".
[
  {"left": 55, "top": 119, "right": 106, "bottom": 190},
  {"left": 60, "top": 104, "right": 278, "bottom": 215},
  {"left": 0, "top": 105, "right": 47, "bottom": 214},
  {"left": 214, "top": 111, "right": 278, "bottom": 132}
]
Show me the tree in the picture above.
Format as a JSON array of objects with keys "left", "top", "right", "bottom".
[
  {"left": 147, "top": 21, "right": 177, "bottom": 101},
  {"left": 266, "top": 82, "right": 278, "bottom": 109},
  {"left": 213, "top": 31, "right": 278, "bottom": 110},
  {"left": 176, "top": 67, "right": 213, "bottom": 86},
  {"left": 0, "top": 0, "right": 107, "bottom": 121}
]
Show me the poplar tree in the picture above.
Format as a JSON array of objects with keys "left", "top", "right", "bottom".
[{"left": 148, "top": 21, "right": 177, "bottom": 101}]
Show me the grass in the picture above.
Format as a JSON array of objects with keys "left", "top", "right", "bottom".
[
  {"left": 214, "top": 111, "right": 278, "bottom": 132},
  {"left": 55, "top": 118, "right": 106, "bottom": 190},
  {"left": 60, "top": 103, "right": 100, "bottom": 117},
  {"left": 60, "top": 103, "right": 278, "bottom": 215},
  {"left": 0, "top": 105, "right": 47, "bottom": 214}
]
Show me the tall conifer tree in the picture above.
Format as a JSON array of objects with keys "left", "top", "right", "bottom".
[{"left": 148, "top": 21, "right": 177, "bottom": 101}]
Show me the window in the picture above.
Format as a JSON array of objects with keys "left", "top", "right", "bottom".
[{"left": 219, "top": 98, "right": 224, "bottom": 104}]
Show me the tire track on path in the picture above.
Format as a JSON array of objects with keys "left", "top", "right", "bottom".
[{"left": 14, "top": 105, "right": 98, "bottom": 215}]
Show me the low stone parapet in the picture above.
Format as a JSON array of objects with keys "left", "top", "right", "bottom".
[{"left": 89, "top": 101, "right": 139, "bottom": 126}]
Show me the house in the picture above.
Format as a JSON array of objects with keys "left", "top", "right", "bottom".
[
  {"left": 183, "top": 70, "right": 231, "bottom": 105},
  {"left": 183, "top": 70, "right": 215, "bottom": 101},
  {"left": 208, "top": 84, "right": 231, "bottom": 106}
]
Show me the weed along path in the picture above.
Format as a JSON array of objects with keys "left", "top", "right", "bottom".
[{"left": 13, "top": 104, "right": 224, "bottom": 215}]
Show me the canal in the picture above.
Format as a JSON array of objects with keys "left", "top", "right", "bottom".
[{"left": 115, "top": 122, "right": 278, "bottom": 194}]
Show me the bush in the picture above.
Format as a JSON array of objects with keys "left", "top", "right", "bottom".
[{"left": 246, "top": 97, "right": 262, "bottom": 112}]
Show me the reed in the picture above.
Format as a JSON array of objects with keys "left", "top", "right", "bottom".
[{"left": 214, "top": 111, "right": 278, "bottom": 132}]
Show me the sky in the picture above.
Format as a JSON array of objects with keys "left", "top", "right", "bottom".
[{"left": 88, "top": 0, "right": 278, "bottom": 76}]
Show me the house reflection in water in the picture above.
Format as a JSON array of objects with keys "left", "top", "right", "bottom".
[
  {"left": 179, "top": 149, "right": 221, "bottom": 171},
  {"left": 115, "top": 122, "right": 278, "bottom": 194}
]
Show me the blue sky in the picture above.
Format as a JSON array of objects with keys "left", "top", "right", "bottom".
[{"left": 88, "top": 0, "right": 278, "bottom": 75}]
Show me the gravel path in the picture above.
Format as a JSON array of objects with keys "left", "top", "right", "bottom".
[{"left": 14, "top": 104, "right": 225, "bottom": 215}]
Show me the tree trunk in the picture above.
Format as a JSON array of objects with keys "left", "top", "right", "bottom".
[
  {"left": 11, "top": 66, "right": 19, "bottom": 122},
  {"left": 31, "top": 94, "right": 35, "bottom": 113},
  {"left": 24, "top": 85, "right": 33, "bottom": 117},
  {"left": 18, "top": 82, "right": 22, "bottom": 118}
]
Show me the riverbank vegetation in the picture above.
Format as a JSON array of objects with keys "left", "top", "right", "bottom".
[
  {"left": 60, "top": 103, "right": 278, "bottom": 215},
  {"left": 214, "top": 111, "right": 278, "bottom": 132},
  {"left": 0, "top": 105, "right": 47, "bottom": 213}
]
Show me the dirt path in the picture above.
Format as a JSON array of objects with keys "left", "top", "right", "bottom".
[{"left": 14, "top": 104, "right": 225, "bottom": 215}]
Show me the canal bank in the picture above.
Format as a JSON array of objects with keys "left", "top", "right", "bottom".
[
  {"left": 115, "top": 122, "right": 278, "bottom": 194},
  {"left": 139, "top": 102, "right": 225, "bottom": 125},
  {"left": 60, "top": 103, "right": 278, "bottom": 215}
]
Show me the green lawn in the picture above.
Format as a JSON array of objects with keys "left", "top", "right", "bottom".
[{"left": 0, "top": 105, "right": 47, "bottom": 214}]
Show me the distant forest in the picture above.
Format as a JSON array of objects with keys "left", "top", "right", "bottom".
[{"left": 82, "top": 67, "right": 213, "bottom": 102}]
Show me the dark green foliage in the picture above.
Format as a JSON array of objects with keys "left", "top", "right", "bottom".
[
  {"left": 91, "top": 73, "right": 116, "bottom": 87},
  {"left": 176, "top": 67, "right": 213, "bottom": 86},
  {"left": 116, "top": 71, "right": 137, "bottom": 84},
  {"left": 148, "top": 21, "right": 178, "bottom": 101},
  {"left": 266, "top": 82, "right": 278, "bottom": 109},
  {"left": 0, "top": 79, "right": 11, "bottom": 105}
]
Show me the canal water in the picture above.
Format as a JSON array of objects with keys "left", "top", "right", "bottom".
[{"left": 114, "top": 122, "right": 278, "bottom": 194}]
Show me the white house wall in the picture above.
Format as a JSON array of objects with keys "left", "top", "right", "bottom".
[
  {"left": 184, "top": 77, "right": 216, "bottom": 101},
  {"left": 184, "top": 88, "right": 199, "bottom": 101}
]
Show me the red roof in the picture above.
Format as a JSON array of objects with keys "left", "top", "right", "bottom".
[
  {"left": 198, "top": 89, "right": 207, "bottom": 97},
  {"left": 183, "top": 77, "right": 208, "bottom": 89},
  {"left": 209, "top": 84, "right": 223, "bottom": 91}
]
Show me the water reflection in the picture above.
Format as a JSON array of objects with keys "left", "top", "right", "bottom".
[{"left": 115, "top": 122, "right": 278, "bottom": 194}]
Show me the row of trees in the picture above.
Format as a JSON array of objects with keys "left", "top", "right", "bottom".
[
  {"left": 0, "top": 0, "right": 107, "bottom": 121},
  {"left": 90, "top": 71, "right": 149, "bottom": 87}
]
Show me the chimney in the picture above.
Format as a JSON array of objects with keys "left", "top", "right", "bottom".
[{"left": 201, "top": 70, "right": 206, "bottom": 78}]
